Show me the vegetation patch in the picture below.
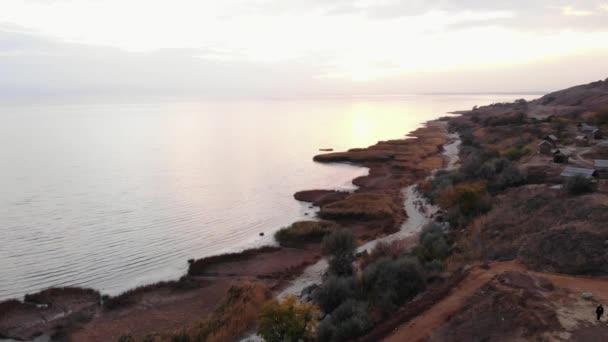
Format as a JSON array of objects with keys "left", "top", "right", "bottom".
[
  {"left": 319, "top": 193, "right": 398, "bottom": 221},
  {"left": 188, "top": 246, "right": 280, "bottom": 276},
  {"left": 274, "top": 220, "right": 338, "bottom": 247},
  {"left": 564, "top": 175, "right": 594, "bottom": 195},
  {"left": 162, "top": 282, "right": 270, "bottom": 342},
  {"left": 23, "top": 287, "right": 100, "bottom": 306},
  {"left": 257, "top": 294, "right": 319, "bottom": 342},
  {"left": 322, "top": 230, "right": 357, "bottom": 276}
]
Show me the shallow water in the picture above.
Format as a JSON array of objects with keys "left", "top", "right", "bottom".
[{"left": 0, "top": 94, "right": 536, "bottom": 300}]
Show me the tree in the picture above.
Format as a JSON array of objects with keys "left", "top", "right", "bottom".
[
  {"left": 315, "top": 276, "right": 356, "bottom": 313},
  {"left": 317, "top": 300, "right": 371, "bottom": 342},
  {"left": 322, "top": 230, "right": 357, "bottom": 275},
  {"left": 257, "top": 295, "right": 319, "bottom": 342},
  {"left": 361, "top": 257, "right": 426, "bottom": 314}
]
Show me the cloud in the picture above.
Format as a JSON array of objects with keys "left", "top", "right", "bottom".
[
  {"left": 561, "top": 5, "right": 594, "bottom": 16},
  {"left": 1, "top": 1, "right": 608, "bottom": 97}
]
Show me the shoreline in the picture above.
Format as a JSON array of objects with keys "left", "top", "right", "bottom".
[
  {"left": 277, "top": 131, "right": 460, "bottom": 301},
  {"left": 0, "top": 119, "right": 455, "bottom": 341}
]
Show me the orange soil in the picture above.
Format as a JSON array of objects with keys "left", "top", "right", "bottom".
[{"left": 384, "top": 262, "right": 608, "bottom": 342}]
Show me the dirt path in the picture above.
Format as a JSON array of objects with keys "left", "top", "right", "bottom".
[{"left": 384, "top": 262, "right": 608, "bottom": 342}]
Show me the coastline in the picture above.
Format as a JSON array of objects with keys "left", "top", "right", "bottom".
[{"left": 0, "top": 119, "right": 455, "bottom": 341}]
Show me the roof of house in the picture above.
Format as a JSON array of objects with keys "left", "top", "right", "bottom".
[
  {"left": 579, "top": 123, "right": 597, "bottom": 132},
  {"left": 594, "top": 160, "right": 608, "bottom": 168},
  {"left": 544, "top": 135, "right": 558, "bottom": 141},
  {"left": 575, "top": 135, "right": 587, "bottom": 140},
  {"left": 538, "top": 140, "right": 552, "bottom": 146},
  {"left": 592, "top": 128, "right": 601, "bottom": 134},
  {"left": 560, "top": 166, "right": 597, "bottom": 178}
]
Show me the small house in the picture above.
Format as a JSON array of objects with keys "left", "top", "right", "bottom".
[
  {"left": 553, "top": 150, "right": 568, "bottom": 164},
  {"left": 578, "top": 122, "right": 596, "bottom": 132},
  {"left": 538, "top": 140, "right": 553, "bottom": 155},
  {"left": 575, "top": 135, "right": 589, "bottom": 147},
  {"left": 543, "top": 135, "right": 558, "bottom": 146},
  {"left": 578, "top": 123, "right": 602, "bottom": 139},
  {"left": 560, "top": 166, "right": 598, "bottom": 179},
  {"left": 595, "top": 160, "right": 608, "bottom": 178}
]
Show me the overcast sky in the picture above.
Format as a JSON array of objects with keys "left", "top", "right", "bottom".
[{"left": 2, "top": 0, "right": 608, "bottom": 98}]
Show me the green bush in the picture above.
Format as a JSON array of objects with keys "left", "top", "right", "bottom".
[
  {"left": 493, "top": 165, "right": 526, "bottom": 190},
  {"left": 275, "top": 221, "right": 337, "bottom": 246},
  {"left": 417, "top": 224, "right": 450, "bottom": 261},
  {"left": 322, "top": 230, "right": 357, "bottom": 276},
  {"left": 316, "top": 300, "right": 371, "bottom": 342},
  {"left": 315, "top": 276, "right": 356, "bottom": 313},
  {"left": 502, "top": 145, "right": 530, "bottom": 161},
  {"left": 564, "top": 175, "right": 594, "bottom": 195},
  {"left": 361, "top": 257, "right": 426, "bottom": 314},
  {"left": 258, "top": 295, "right": 318, "bottom": 342}
]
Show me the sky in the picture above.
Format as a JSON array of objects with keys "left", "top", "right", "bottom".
[{"left": 1, "top": 0, "right": 608, "bottom": 98}]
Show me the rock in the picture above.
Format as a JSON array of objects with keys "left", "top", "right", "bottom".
[
  {"left": 301, "top": 294, "right": 311, "bottom": 303},
  {"left": 582, "top": 292, "right": 593, "bottom": 300}
]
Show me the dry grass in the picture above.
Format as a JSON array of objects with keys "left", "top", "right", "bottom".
[
  {"left": 319, "top": 192, "right": 399, "bottom": 221},
  {"left": 275, "top": 220, "right": 339, "bottom": 246},
  {"left": 188, "top": 246, "right": 281, "bottom": 276},
  {"left": 171, "top": 282, "right": 271, "bottom": 342},
  {"left": 104, "top": 277, "right": 200, "bottom": 310},
  {"left": 449, "top": 185, "right": 608, "bottom": 268},
  {"left": 313, "top": 150, "right": 394, "bottom": 163},
  {"left": 24, "top": 287, "right": 100, "bottom": 305}
]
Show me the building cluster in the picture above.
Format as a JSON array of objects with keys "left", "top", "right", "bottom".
[{"left": 535, "top": 123, "right": 607, "bottom": 181}]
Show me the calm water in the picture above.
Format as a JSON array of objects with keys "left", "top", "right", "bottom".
[{"left": 0, "top": 94, "right": 537, "bottom": 300}]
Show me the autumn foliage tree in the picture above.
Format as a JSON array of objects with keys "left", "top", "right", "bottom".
[{"left": 257, "top": 295, "right": 319, "bottom": 342}]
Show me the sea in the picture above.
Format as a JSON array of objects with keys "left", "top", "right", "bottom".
[{"left": 0, "top": 94, "right": 539, "bottom": 300}]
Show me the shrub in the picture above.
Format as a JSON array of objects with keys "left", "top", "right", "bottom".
[
  {"left": 257, "top": 295, "right": 319, "bottom": 342},
  {"left": 438, "top": 181, "right": 489, "bottom": 216},
  {"left": 118, "top": 336, "right": 135, "bottom": 342},
  {"left": 459, "top": 128, "right": 477, "bottom": 146},
  {"left": 275, "top": 221, "right": 338, "bottom": 246},
  {"left": 314, "top": 276, "right": 356, "bottom": 313},
  {"left": 423, "top": 259, "right": 445, "bottom": 272},
  {"left": 594, "top": 108, "right": 608, "bottom": 125},
  {"left": 415, "top": 224, "right": 450, "bottom": 262},
  {"left": 564, "top": 175, "right": 594, "bottom": 195},
  {"left": 361, "top": 240, "right": 406, "bottom": 268},
  {"left": 361, "top": 257, "right": 426, "bottom": 314},
  {"left": 414, "top": 224, "right": 451, "bottom": 271},
  {"left": 418, "top": 170, "right": 464, "bottom": 204},
  {"left": 170, "top": 333, "right": 191, "bottom": 342},
  {"left": 502, "top": 145, "right": 530, "bottom": 161},
  {"left": 493, "top": 165, "right": 526, "bottom": 191},
  {"left": 316, "top": 300, "right": 371, "bottom": 342},
  {"left": 322, "top": 230, "right": 357, "bottom": 276},
  {"left": 481, "top": 112, "right": 526, "bottom": 127}
]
